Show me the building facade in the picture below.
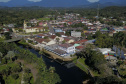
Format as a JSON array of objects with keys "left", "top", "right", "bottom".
[
  {"left": 58, "top": 43, "right": 75, "bottom": 54},
  {"left": 71, "top": 31, "right": 81, "bottom": 37}
]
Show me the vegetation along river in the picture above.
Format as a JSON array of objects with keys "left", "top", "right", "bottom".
[{"left": 18, "top": 44, "right": 88, "bottom": 84}]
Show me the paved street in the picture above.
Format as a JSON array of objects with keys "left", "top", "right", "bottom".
[{"left": 47, "top": 22, "right": 55, "bottom": 35}]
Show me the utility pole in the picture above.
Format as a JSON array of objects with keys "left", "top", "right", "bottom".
[
  {"left": 96, "top": 4, "right": 100, "bottom": 31},
  {"left": 97, "top": 4, "right": 99, "bottom": 18}
]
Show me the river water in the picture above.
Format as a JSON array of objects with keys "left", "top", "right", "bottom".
[{"left": 19, "top": 45, "right": 88, "bottom": 84}]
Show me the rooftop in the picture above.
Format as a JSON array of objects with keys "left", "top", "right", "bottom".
[{"left": 59, "top": 43, "right": 73, "bottom": 48}]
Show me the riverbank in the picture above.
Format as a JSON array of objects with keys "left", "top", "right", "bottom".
[
  {"left": 18, "top": 40, "right": 74, "bottom": 62},
  {"left": 17, "top": 43, "right": 91, "bottom": 84}
]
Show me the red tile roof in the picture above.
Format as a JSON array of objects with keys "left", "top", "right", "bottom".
[
  {"left": 76, "top": 46, "right": 84, "bottom": 49},
  {"left": 59, "top": 43, "right": 73, "bottom": 48},
  {"left": 34, "top": 38, "right": 45, "bottom": 43},
  {"left": 57, "top": 32, "right": 65, "bottom": 35},
  {"left": 64, "top": 37, "right": 70, "bottom": 42},
  {"left": 38, "top": 34, "right": 45, "bottom": 36},
  {"left": 50, "top": 35, "right": 56, "bottom": 39},
  {"left": 72, "top": 39, "right": 88, "bottom": 44}
]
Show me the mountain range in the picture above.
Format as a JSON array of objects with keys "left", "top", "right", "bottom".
[{"left": 0, "top": 0, "right": 126, "bottom": 8}]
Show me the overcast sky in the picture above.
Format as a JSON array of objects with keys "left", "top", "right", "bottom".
[{"left": 0, "top": 0, "right": 100, "bottom": 2}]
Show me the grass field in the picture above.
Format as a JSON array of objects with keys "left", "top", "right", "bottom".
[
  {"left": 73, "top": 57, "right": 100, "bottom": 76},
  {"left": 37, "top": 18, "right": 50, "bottom": 21}
]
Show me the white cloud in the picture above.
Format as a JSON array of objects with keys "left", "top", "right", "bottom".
[
  {"left": 28, "top": 0, "right": 42, "bottom": 2},
  {"left": 87, "top": 0, "right": 99, "bottom": 3},
  {"left": 0, "top": 0, "right": 10, "bottom": 2}
]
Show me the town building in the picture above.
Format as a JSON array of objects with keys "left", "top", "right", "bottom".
[
  {"left": 71, "top": 31, "right": 81, "bottom": 37},
  {"left": 23, "top": 20, "right": 45, "bottom": 33},
  {"left": 58, "top": 43, "right": 75, "bottom": 54}
]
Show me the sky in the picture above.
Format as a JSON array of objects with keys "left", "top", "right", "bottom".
[
  {"left": 87, "top": 0, "right": 99, "bottom": 3},
  {"left": 0, "top": 0, "right": 100, "bottom": 2}
]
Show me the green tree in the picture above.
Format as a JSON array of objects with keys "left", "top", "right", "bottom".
[
  {"left": 49, "top": 66, "right": 55, "bottom": 73},
  {"left": 0, "top": 52, "right": 3, "bottom": 62},
  {"left": 6, "top": 51, "right": 15, "bottom": 61},
  {"left": 11, "top": 74, "right": 19, "bottom": 80}
]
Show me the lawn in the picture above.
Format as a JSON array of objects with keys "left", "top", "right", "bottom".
[
  {"left": 73, "top": 57, "right": 100, "bottom": 76},
  {"left": 75, "top": 62, "right": 88, "bottom": 73},
  {"left": 37, "top": 17, "right": 50, "bottom": 21},
  {"left": 78, "top": 58, "right": 89, "bottom": 68},
  {"left": 73, "top": 58, "right": 88, "bottom": 73}
]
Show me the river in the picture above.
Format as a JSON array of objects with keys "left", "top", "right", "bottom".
[{"left": 19, "top": 44, "right": 88, "bottom": 84}]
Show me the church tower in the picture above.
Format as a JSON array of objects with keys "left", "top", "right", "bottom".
[{"left": 23, "top": 20, "right": 27, "bottom": 30}]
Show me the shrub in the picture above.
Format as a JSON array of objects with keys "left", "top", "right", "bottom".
[
  {"left": 24, "top": 68, "right": 31, "bottom": 73},
  {"left": 11, "top": 74, "right": 19, "bottom": 80},
  {"left": 2, "top": 58, "right": 7, "bottom": 64}
]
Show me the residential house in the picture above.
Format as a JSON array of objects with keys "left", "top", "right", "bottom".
[
  {"left": 49, "top": 35, "right": 64, "bottom": 42},
  {"left": 36, "top": 34, "right": 45, "bottom": 38},
  {"left": 39, "top": 22, "right": 43, "bottom": 26},
  {"left": 75, "top": 46, "right": 84, "bottom": 51},
  {"left": 42, "top": 39, "right": 56, "bottom": 46},
  {"left": 58, "top": 43, "right": 75, "bottom": 54},
  {"left": 85, "top": 39, "right": 96, "bottom": 45},
  {"left": 54, "top": 28, "right": 63, "bottom": 33},
  {"left": 98, "top": 48, "right": 111, "bottom": 55},
  {"left": 105, "top": 56, "right": 117, "bottom": 62},
  {"left": 63, "top": 37, "right": 75, "bottom": 43},
  {"left": 71, "top": 39, "right": 88, "bottom": 46},
  {"left": 112, "top": 45, "right": 126, "bottom": 59},
  {"left": 71, "top": 31, "right": 81, "bottom": 38}
]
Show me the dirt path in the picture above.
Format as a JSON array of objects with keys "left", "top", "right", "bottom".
[{"left": 16, "top": 59, "right": 38, "bottom": 82}]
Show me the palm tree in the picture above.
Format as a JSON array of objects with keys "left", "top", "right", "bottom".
[
  {"left": 49, "top": 66, "right": 55, "bottom": 73},
  {"left": 0, "top": 52, "right": 3, "bottom": 62},
  {"left": 56, "top": 38, "right": 60, "bottom": 44},
  {"left": 6, "top": 51, "right": 15, "bottom": 61}
]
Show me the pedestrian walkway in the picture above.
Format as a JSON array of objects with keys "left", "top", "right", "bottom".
[{"left": 77, "top": 59, "right": 94, "bottom": 77}]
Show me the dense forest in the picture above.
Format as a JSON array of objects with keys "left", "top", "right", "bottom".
[
  {"left": 0, "top": 41, "right": 61, "bottom": 84},
  {"left": 0, "top": 6, "right": 126, "bottom": 27}
]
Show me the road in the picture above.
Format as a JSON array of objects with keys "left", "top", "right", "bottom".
[{"left": 47, "top": 22, "right": 55, "bottom": 35}]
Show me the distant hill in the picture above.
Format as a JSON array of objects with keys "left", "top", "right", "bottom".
[{"left": 0, "top": 0, "right": 125, "bottom": 7}]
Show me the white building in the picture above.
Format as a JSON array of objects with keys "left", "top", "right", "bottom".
[
  {"left": 58, "top": 43, "right": 75, "bottom": 54},
  {"left": 23, "top": 20, "right": 45, "bottom": 33},
  {"left": 71, "top": 31, "right": 81, "bottom": 38},
  {"left": 98, "top": 48, "right": 111, "bottom": 54}
]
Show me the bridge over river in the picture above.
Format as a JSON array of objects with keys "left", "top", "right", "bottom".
[{"left": 4, "top": 37, "right": 22, "bottom": 43}]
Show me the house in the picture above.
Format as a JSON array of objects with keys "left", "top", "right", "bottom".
[
  {"left": 98, "top": 48, "right": 111, "bottom": 55},
  {"left": 71, "top": 39, "right": 88, "bottom": 45},
  {"left": 36, "top": 34, "right": 45, "bottom": 38},
  {"left": 49, "top": 35, "right": 64, "bottom": 42},
  {"left": 63, "top": 37, "right": 75, "bottom": 43},
  {"left": 105, "top": 56, "right": 117, "bottom": 62},
  {"left": 54, "top": 28, "right": 63, "bottom": 33},
  {"left": 23, "top": 20, "right": 45, "bottom": 33},
  {"left": 42, "top": 39, "right": 56, "bottom": 46},
  {"left": 71, "top": 31, "right": 81, "bottom": 38},
  {"left": 24, "top": 27, "right": 44, "bottom": 33},
  {"left": 75, "top": 46, "right": 84, "bottom": 51},
  {"left": 58, "top": 43, "right": 75, "bottom": 54},
  {"left": 85, "top": 39, "right": 96, "bottom": 44},
  {"left": 57, "top": 32, "right": 66, "bottom": 37},
  {"left": 39, "top": 22, "right": 43, "bottom": 26},
  {"left": 112, "top": 45, "right": 126, "bottom": 59},
  {"left": 34, "top": 38, "right": 45, "bottom": 44},
  {"left": 53, "top": 49, "right": 67, "bottom": 57}
]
